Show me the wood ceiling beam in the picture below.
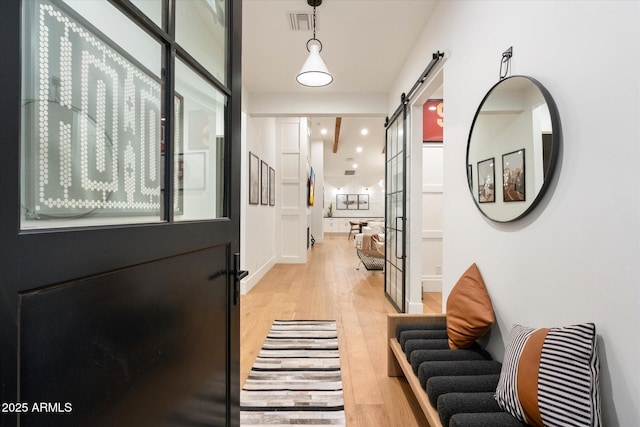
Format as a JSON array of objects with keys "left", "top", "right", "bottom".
[{"left": 332, "top": 117, "right": 342, "bottom": 153}]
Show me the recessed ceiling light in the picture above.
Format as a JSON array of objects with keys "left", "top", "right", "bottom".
[
  {"left": 356, "top": 146, "right": 363, "bottom": 153},
  {"left": 320, "top": 128, "right": 327, "bottom": 135},
  {"left": 361, "top": 128, "right": 369, "bottom": 135},
  {"left": 352, "top": 163, "right": 358, "bottom": 169}
]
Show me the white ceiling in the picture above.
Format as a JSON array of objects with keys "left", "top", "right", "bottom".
[
  {"left": 242, "top": 0, "right": 439, "bottom": 177},
  {"left": 309, "top": 116, "right": 386, "bottom": 177}
]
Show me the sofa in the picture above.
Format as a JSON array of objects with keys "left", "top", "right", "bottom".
[
  {"left": 352, "top": 221, "right": 385, "bottom": 270},
  {"left": 387, "top": 264, "right": 602, "bottom": 427}
]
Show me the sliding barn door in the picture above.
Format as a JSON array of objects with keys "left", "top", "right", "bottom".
[
  {"left": 0, "top": 0, "right": 243, "bottom": 426},
  {"left": 384, "top": 107, "right": 407, "bottom": 312}
]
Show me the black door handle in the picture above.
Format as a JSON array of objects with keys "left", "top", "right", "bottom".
[{"left": 233, "top": 253, "right": 248, "bottom": 305}]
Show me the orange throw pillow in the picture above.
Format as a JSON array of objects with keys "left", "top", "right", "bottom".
[{"left": 446, "top": 263, "right": 495, "bottom": 349}]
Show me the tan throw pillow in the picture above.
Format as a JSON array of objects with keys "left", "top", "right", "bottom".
[{"left": 446, "top": 263, "right": 495, "bottom": 349}]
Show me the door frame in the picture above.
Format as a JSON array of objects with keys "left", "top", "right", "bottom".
[{"left": 406, "top": 66, "right": 445, "bottom": 313}]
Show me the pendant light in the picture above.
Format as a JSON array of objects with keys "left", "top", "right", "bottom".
[{"left": 296, "top": 0, "right": 333, "bottom": 87}]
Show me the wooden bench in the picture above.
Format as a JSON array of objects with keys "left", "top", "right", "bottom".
[{"left": 387, "top": 313, "right": 446, "bottom": 427}]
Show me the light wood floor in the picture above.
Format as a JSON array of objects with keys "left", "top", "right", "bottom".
[{"left": 240, "top": 233, "right": 443, "bottom": 426}]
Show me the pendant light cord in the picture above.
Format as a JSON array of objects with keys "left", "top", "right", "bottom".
[
  {"left": 312, "top": 5, "right": 317, "bottom": 41},
  {"left": 306, "top": 4, "right": 323, "bottom": 52}
]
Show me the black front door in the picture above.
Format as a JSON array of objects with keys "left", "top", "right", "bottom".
[{"left": 0, "top": 1, "right": 242, "bottom": 426}]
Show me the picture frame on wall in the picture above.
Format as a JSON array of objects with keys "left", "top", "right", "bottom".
[
  {"left": 502, "top": 149, "right": 525, "bottom": 202},
  {"left": 269, "top": 167, "right": 275, "bottom": 206},
  {"left": 357, "top": 194, "right": 369, "bottom": 210},
  {"left": 249, "top": 152, "right": 259, "bottom": 205},
  {"left": 347, "top": 194, "right": 358, "bottom": 210},
  {"left": 261, "top": 160, "right": 269, "bottom": 205},
  {"left": 336, "top": 194, "right": 348, "bottom": 210},
  {"left": 477, "top": 157, "right": 495, "bottom": 203},
  {"left": 308, "top": 167, "right": 315, "bottom": 206}
]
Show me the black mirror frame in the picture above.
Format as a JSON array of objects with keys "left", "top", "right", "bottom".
[{"left": 466, "top": 75, "right": 562, "bottom": 223}]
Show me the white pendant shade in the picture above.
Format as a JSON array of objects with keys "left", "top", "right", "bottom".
[{"left": 296, "top": 43, "right": 333, "bottom": 87}]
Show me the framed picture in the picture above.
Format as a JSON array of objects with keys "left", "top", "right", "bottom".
[
  {"left": 261, "top": 160, "right": 269, "bottom": 205},
  {"left": 336, "top": 194, "right": 348, "bottom": 210},
  {"left": 308, "top": 167, "right": 315, "bottom": 206},
  {"left": 357, "top": 194, "right": 369, "bottom": 210},
  {"left": 477, "top": 157, "right": 495, "bottom": 203},
  {"left": 502, "top": 149, "right": 525, "bottom": 202},
  {"left": 269, "top": 167, "right": 275, "bottom": 206},
  {"left": 347, "top": 194, "right": 358, "bottom": 210},
  {"left": 249, "top": 152, "right": 259, "bottom": 205}
]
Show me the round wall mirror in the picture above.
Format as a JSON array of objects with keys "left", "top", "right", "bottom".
[{"left": 466, "top": 75, "right": 561, "bottom": 222}]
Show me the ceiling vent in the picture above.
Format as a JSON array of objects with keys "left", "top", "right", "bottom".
[
  {"left": 345, "top": 157, "right": 354, "bottom": 161},
  {"left": 288, "top": 12, "right": 311, "bottom": 31},
  {"left": 344, "top": 170, "right": 356, "bottom": 176}
]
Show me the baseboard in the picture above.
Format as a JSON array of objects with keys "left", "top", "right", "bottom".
[
  {"left": 406, "top": 300, "right": 424, "bottom": 314},
  {"left": 241, "top": 256, "right": 276, "bottom": 295},
  {"left": 422, "top": 275, "right": 442, "bottom": 292}
]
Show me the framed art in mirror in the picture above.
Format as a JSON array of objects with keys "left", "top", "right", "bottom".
[
  {"left": 466, "top": 75, "right": 561, "bottom": 222},
  {"left": 502, "top": 149, "right": 525, "bottom": 202}
]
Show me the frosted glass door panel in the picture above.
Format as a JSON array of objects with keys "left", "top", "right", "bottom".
[{"left": 21, "top": 0, "right": 163, "bottom": 229}]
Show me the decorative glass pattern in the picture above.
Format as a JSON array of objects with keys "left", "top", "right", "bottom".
[{"left": 21, "top": 2, "right": 172, "bottom": 227}]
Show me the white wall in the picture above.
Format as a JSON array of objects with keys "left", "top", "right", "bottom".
[
  {"left": 390, "top": 1, "right": 639, "bottom": 424},
  {"left": 323, "top": 176, "right": 385, "bottom": 218},
  {"left": 241, "top": 114, "right": 315, "bottom": 293},
  {"left": 421, "top": 143, "right": 444, "bottom": 293},
  {"left": 241, "top": 114, "right": 277, "bottom": 294},
  {"left": 249, "top": 93, "right": 387, "bottom": 117}
]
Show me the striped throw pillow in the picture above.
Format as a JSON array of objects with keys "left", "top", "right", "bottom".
[{"left": 494, "top": 323, "right": 601, "bottom": 427}]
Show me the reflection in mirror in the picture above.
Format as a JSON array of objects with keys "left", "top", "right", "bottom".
[{"left": 466, "top": 76, "right": 560, "bottom": 222}]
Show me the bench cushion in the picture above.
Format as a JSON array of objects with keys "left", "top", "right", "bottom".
[
  {"left": 426, "top": 374, "right": 500, "bottom": 407},
  {"left": 410, "top": 347, "right": 492, "bottom": 375},
  {"left": 437, "top": 392, "right": 503, "bottom": 426},
  {"left": 404, "top": 339, "right": 450, "bottom": 362},
  {"left": 396, "top": 322, "right": 447, "bottom": 338},
  {"left": 418, "top": 360, "right": 503, "bottom": 388},
  {"left": 399, "top": 329, "right": 448, "bottom": 350},
  {"left": 450, "top": 412, "right": 527, "bottom": 427}
]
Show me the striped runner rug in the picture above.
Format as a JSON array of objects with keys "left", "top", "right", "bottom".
[{"left": 240, "top": 320, "right": 346, "bottom": 426}]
